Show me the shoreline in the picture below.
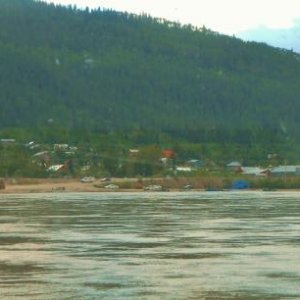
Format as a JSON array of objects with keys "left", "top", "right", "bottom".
[
  {"left": 0, "top": 178, "right": 134, "bottom": 194},
  {"left": 0, "top": 178, "right": 299, "bottom": 194}
]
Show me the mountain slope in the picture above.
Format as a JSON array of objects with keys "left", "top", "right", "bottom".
[{"left": 1, "top": 0, "right": 300, "bottom": 139}]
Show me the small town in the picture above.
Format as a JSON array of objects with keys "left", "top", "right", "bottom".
[{"left": 1, "top": 137, "right": 300, "bottom": 192}]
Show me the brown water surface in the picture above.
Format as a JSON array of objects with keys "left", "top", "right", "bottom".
[{"left": 0, "top": 191, "right": 300, "bottom": 299}]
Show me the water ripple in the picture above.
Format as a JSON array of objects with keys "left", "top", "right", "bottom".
[{"left": 0, "top": 191, "right": 300, "bottom": 299}]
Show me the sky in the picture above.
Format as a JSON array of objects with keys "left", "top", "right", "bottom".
[{"left": 43, "top": 0, "right": 300, "bottom": 50}]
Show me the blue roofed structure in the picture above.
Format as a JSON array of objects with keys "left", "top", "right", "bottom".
[{"left": 232, "top": 180, "right": 250, "bottom": 190}]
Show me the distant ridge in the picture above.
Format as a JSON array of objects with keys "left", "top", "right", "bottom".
[{"left": 238, "top": 22, "right": 300, "bottom": 54}]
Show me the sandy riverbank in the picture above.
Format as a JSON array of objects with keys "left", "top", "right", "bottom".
[
  {"left": 0, "top": 176, "right": 206, "bottom": 194},
  {"left": 1, "top": 177, "right": 299, "bottom": 194},
  {"left": 0, "top": 178, "right": 143, "bottom": 194},
  {"left": 0, "top": 177, "right": 214, "bottom": 194}
]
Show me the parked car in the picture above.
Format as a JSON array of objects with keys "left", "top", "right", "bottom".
[
  {"left": 100, "top": 177, "right": 111, "bottom": 182},
  {"left": 104, "top": 183, "right": 119, "bottom": 189},
  {"left": 80, "top": 176, "right": 95, "bottom": 183},
  {"left": 144, "top": 184, "right": 167, "bottom": 191}
]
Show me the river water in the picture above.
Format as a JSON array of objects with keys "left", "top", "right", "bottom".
[{"left": 0, "top": 191, "right": 300, "bottom": 299}]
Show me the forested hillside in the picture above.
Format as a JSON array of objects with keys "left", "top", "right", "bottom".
[{"left": 1, "top": 0, "right": 300, "bottom": 141}]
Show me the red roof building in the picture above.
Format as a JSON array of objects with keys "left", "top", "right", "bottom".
[{"left": 162, "top": 149, "right": 175, "bottom": 159}]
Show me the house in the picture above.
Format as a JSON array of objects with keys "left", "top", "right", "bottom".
[
  {"left": 160, "top": 157, "right": 168, "bottom": 165},
  {"left": 226, "top": 161, "right": 242, "bottom": 172},
  {"left": 186, "top": 159, "right": 203, "bottom": 170},
  {"left": 47, "top": 164, "right": 65, "bottom": 172},
  {"left": 162, "top": 149, "right": 176, "bottom": 159},
  {"left": 54, "top": 144, "right": 69, "bottom": 151},
  {"left": 32, "top": 151, "right": 49, "bottom": 158},
  {"left": 32, "top": 151, "right": 51, "bottom": 167},
  {"left": 69, "top": 146, "right": 78, "bottom": 152},
  {"left": 1, "top": 138, "right": 16, "bottom": 145},
  {"left": 241, "top": 166, "right": 269, "bottom": 176},
  {"left": 25, "top": 141, "right": 35, "bottom": 148},
  {"left": 271, "top": 165, "right": 300, "bottom": 177},
  {"left": 129, "top": 149, "right": 140, "bottom": 156},
  {"left": 176, "top": 166, "right": 192, "bottom": 172}
]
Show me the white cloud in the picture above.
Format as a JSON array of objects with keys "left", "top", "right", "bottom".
[{"left": 43, "top": 0, "right": 300, "bottom": 35}]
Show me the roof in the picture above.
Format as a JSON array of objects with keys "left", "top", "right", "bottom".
[
  {"left": 271, "top": 165, "right": 300, "bottom": 173},
  {"left": 32, "top": 151, "right": 48, "bottom": 157},
  {"left": 241, "top": 167, "right": 265, "bottom": 175},
  {"left": 47, "top": 164, "right": 64, "bottom": 172},
  {"left": 162, "top": 149, "right": 175, "bottom": 158},
  {"left": 227, "top": 161, "right": 242, "bottom": 167},
  {"left": 176, "top": 166, "right": 192, "bottom": 172},
  {"left": 188, "top": 159, "right": 202, "bottom": 163},
  {"left": 187, "top": 159, "right": 203, "bottom": 166},
  {"left": 1, "top": 138, "right": 16, "bottom": 143},
  {"left": 232, "top": 180, "right": 250, "bottom": 189},
  {"left": 129, "top": 149, "right": 140, "bottom": 153}
]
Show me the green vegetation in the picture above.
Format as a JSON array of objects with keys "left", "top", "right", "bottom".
[
  {"left": 0, "top": 127, "right": 296, "bottom": 179},
  {"left": 1, "top": 0, "right": 300, "bottom": 138},
  {"left": 1, "top": 1, "right": 300, "bottom": 183}
]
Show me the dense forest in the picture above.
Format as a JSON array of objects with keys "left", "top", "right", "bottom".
[{"left": 1, "top": 0, "right": 300, "bottom": 140}]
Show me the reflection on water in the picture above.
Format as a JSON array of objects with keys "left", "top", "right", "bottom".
[{"left": 0, "top": 191, "right": 300, "bottom": 299}]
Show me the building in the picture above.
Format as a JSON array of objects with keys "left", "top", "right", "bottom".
[
  {"left": 0, "top": 138, "right": 16, "bottom": 145},
  {"left": 186, "top": 159, "right": 203, "bottom": 170},
  {"left": 241, "top": 166, "right": 269, "bottom": 176},
  {"left": 175, "top": 166, "right": 192, "bottom": 172},
  {"left": 271, "top": 165, "right": 300, "bottom": 177},
  {"left": 226, "top": 161, "right": 242, "bottom": 172},
  {"left": 162, "top": 149, "right": 176, "bottom": 159}
]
